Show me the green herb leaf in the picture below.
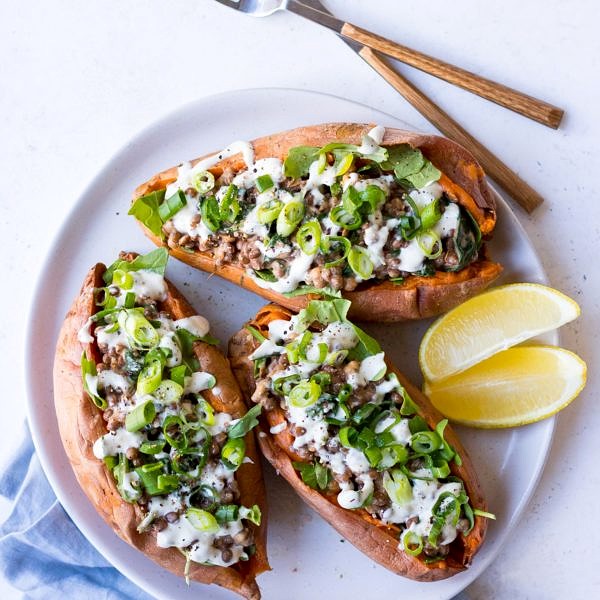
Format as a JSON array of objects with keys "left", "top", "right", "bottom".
[
  {"left": 405, "top": 161, "right": 442, "bottom": 188},
  {"left": 128, "top": 190, "right": 166, "bottom": 238},
  {"left": 292, "top": 461, "right": 332, "bottom": 490},
  {"left": 81, "top": 352, "right": 106, "bottom": 409},
  {"left": 284, "top": 146, "right": 320, "bottom": 179},
  {"left": 282, "top": 285, "right": 342, "bottom": 299},
  {"left": 103, "top": 248, "right": 169, "bottom": 285},
  {"left": 253, "top": 269, "right": 278, "bottom": 282},
  {"left": 381, "top": 145, "right": 425, "bottom": 179},
  {"left": 228, "top": 404, "right": 262, "bottom": 439}
]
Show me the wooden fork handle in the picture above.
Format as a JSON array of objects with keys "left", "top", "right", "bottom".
[
  {"left": 359, "top": 47, "right": 544, "bottom": 213},
  {"left": 343, "top": 23, "right": 563, "bottom": 130}
]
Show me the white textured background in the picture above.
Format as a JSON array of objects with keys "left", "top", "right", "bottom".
[{"left": 1, "top": 0, "right": 598, "bottom": 598}]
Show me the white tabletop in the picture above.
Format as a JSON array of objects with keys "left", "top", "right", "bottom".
[{"left": 1, "top": 1, "right": 598, "bottom": 598}]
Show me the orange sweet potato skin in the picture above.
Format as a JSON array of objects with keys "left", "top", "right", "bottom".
[
  {"left": 53, "top": 261, "right": 270, "bottom": 600},
  {"left": 133, "top": 123, "right": 501, "bottom": 322},
  {"left": 227, "top": 304, "right": 487, "bottom": 582}
]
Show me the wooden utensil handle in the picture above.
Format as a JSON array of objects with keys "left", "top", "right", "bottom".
[
  {"left": 359, "top": 47, "right": 543, "bottom": 213},
  {"left": 344, "top": 23, "right": 563, "bottom": 130}
]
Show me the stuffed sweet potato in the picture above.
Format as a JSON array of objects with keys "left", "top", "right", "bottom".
[
  {"left": 228, "top": 300, "right": 489, "bottom": 581},
  {"left": 53, "top": 249, "right": 269, "bottom": 599},
  {"left": 130, "top": 123, "right": 501, "bottom": 321}
]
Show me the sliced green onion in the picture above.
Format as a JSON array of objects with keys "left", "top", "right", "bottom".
[
  {"left": 408, "top": 415, "right": 429, "bottom": 434},
  {"left": 139, "top": 440, "right": 166, "bottom": 455},
  {"left": 330, "top": 182, "right": 342, "bottom": 197},
  {"left": 119, "top": 309, "right": 159, "bottom": 349},
  {"left": 197, "top": 399, "right": 215, "bottom": 426},
  {"left": 321, "top": 235, "right": 351, "bottom": 267},
  {"left": 135, "top": 462, "right": 164, "bottom": 496},
  {"left": 310, "top": 372, "right": 331, "bottom": 388},
  {"left": 273, "top": 373, "right": 301, "bottom": 396},
  {"left": 192, "top": 170, "right": 215, "bottom": 194},
  {"left": 137, "top": 359, "right": 163, "bottom": 395},
  {"left": 325, "top": 349, "right": 348, "bottom": 365},
  {"left": 420, "top": 199, "right": 442, "bottom": 230},
  {"left": 435, "top": 419, "right": 456, "bottom": 462},
  {"left": 221, "top": 437, "right": 246, "bottom": 471},
  {"left": 112, "top": 269, "right": 134, "bottom": 290},
  {"left": 153, "top": 379, "right": 183, "bottom": 404},
  {"left": 162, "top": 415, "right": 187, "bottom": 450},
  {"left": 239, "top": 504, "right": 262, "bottom": 526},
  {"left": 341, "top": 186, "right": 362, "bottom": 213},
  {"left": 348, "top": 246, "right": 373, "bottom": 279},
  {"left": 124, "top": 292, "right": 136, "bottom": 308},
  {"left": 338, "top": 384, "right": 353, "bottom": 403},
  {"left": 171, "top": 448, "right": 207, "bottom": 478},
  {"left": 81, "top": 353, "right": 106, "bottom": 409},
  {"left": 364, "top": 446, "right": 382, "bottom": 467},
  {"left": 296, "top": 221, "right": 322, "bottom": 255},
  {"left": 410, "top": 431, "right": 441, "bottom": 454},
  {"left": 377, "top": 445, "right": 409, "bottom": 469},
  {"left": 352, "top": 404, "right": 378, "bottom": 425},
  {"left": 200, "top": 196, "right": 221, "bottom": 232},
  {"left": 186, "top": 508, "right": 219, "bottom": 533},
  {"left": 276, "top": 200, "right": 305, "bottom": 237},
  {"left": 359, "top": 185, "right": 385, "bottom": 213},
  {"left": 113, "top": 455, "right": 141, "bottom": 502},
  {"left": 473, "top": 508, "right": 496, "bottom": 520},
  {"left": 94, "top": 287, "right": 117, "bottom": 309},
  {"left": 335, "top": 153, "right": 354, "bottom": 175},
  {"left": 356, "top": 427, "right": 376, "bottom": 450},
  {"left": 159, "top": 190, "right": 186, "bottom": 222},
  {"left": 339, "top": 426, "right": 359, "bottom": 448},
  {"left": 125, "top": 400, "right": 156, "bottom": 432},
  {"left": 214, "top": 504, "right": 239, "bottom": 524},
  {"left": 256, "top": 199, "right": 282, "bottom": 224},
  {"left": 157, "top": 474, "right": 179, "bottom": 493},
  {"left": 417, "top": 230, "right": 442, "bottom": 259},
  {"left": 288, "top": 380, "right": 321, "bottom": 408},
  {"left": 383, "top": 469, "right": 413, "bottom": 505},
  {"left": 189, "top": 484, "right": 219, "bottom": 511},
  {"left": 402, "top": 530, "right": 423, "bottom": 556},
  {"left": 329, "top": 206, "right": 362, "bottom": 231},
  {"left": 219, "top": 184, "right": 240, "bottom": 223},
  {"left": 255, "top": 174, "right": 274, "bottom": 193}
]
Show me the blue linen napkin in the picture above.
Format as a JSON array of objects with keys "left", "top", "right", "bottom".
[{"left": 0, "top": 424, "right": 152, "bottom": 600}]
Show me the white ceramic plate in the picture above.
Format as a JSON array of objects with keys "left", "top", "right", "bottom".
[{"left": 26, "top": 88, "right": 556, "bottom": 600}]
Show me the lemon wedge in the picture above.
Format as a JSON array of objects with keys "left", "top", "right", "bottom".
[
  {"left": 423, "top": 346, "right": 586, "bottom": 428},
  {"left": 419, "top": 283, "right": 580, "bottom": 383}
]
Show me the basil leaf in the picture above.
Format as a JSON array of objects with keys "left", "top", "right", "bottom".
[
  {"left": 128, "top": 190, "right": 166, "bottom": 238},
  {"left": 283, "top": 146, "right": 319, "bottom": 179},
  {"left": 228, "top": 404, "right": 262, "bottom": 439},
  {"left": 103, "top": 248, "right": 169, "bottom": 285}
]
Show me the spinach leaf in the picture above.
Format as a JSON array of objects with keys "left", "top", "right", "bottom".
[
  {"left": 228, "top": 404, "right": 262, "bottom": 439},
  {"left": 405, "top": 161, "right": 441, "bottom": 188},
  {"left": 128, "top": 190, "right": 166, "bottom": 238},
  {"left": 283, "top": 146, "right": 319, "bottom": 179},
  {"left": 103, "top": 248, "right": 169, "bottom": 285},
  {"left": 253, "top": 269, "right": 278, "bottom": 282},
  {"left": 292, "top": 461, "right": 332, "bottom": 490},
  {"left": 282, "top": 285, "right": 342, "bottom": 299},
  {"left": 347, "top": 324, "right": 383, "bottom": 361},
  {"left": 381, "top": 144, "right": 424, "bottom": 179}
]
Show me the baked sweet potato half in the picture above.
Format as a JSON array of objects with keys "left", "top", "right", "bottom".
[
  {"left": 53, "top": 249, "right": 269, "bottom": 599},
  {"left": 130, "top": 123, "right": 501, "bottom": 321},
  {"left": 228, "top": 300, "right": 489, "bottom": 581}
]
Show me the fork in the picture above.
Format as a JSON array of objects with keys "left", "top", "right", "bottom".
[
  {"left": 214, "top": 0, "right": 563, "bottom": 129},
  {"left": 301, "top": 0, "right": 543, "bottom": 213}
]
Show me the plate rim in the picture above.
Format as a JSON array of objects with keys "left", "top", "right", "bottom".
[{"left": 25, "top": 86, "right": 557, "bottom": 599}]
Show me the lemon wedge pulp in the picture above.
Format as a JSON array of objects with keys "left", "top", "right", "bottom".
[
  {"left": 419, "top": 283, "right": 580, "bottom": 383},
  {"left": 423, "top": 346, "right": 587, "bottom": 428}
]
